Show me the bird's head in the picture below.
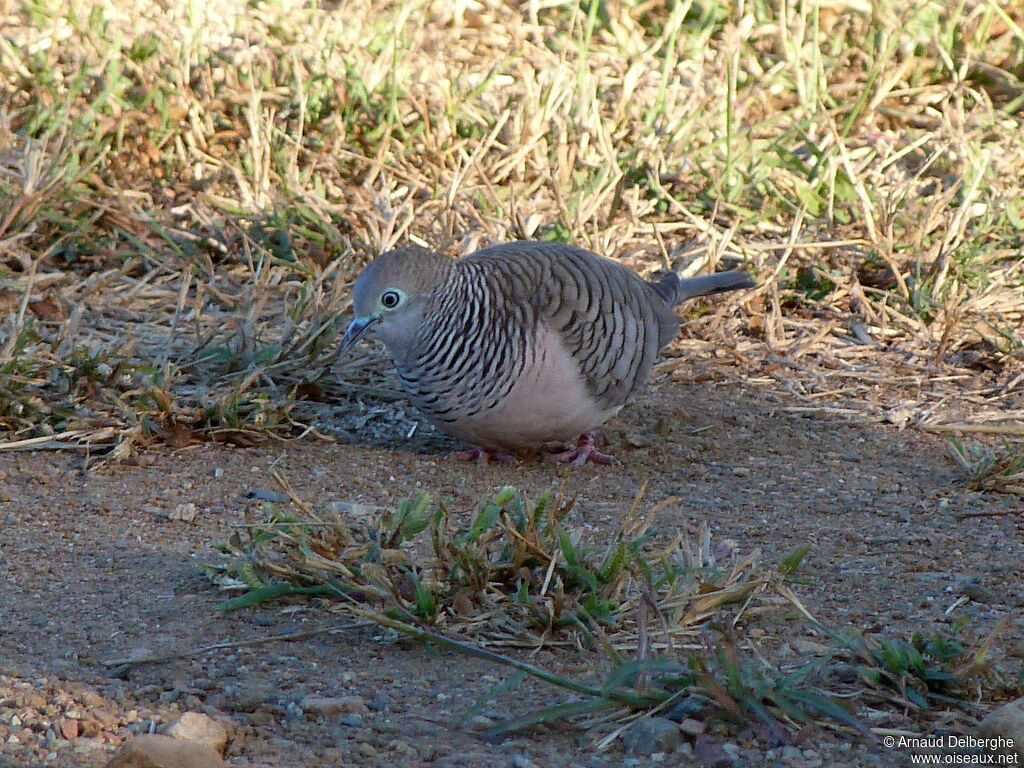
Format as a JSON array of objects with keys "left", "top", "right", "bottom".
[{"left": 337, "top": 246, "right": 453, "bottom": 359}]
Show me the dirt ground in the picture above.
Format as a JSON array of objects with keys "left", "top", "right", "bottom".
[{"left": 0, "top": 372, "right": 1021, "bottom": 768}]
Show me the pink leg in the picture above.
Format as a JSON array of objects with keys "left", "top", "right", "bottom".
[
  {"left": 447, "top": 446, "right": 516, "bottom": 464},
  {"left": 549, "top": 432, "right": 620, "bottom": 466}
]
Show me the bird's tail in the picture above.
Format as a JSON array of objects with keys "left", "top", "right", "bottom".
[{"left": 653, "top": 270, "right": 755, "bottom": 306}]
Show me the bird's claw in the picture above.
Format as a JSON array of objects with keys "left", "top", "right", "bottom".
[
  {"left": 549, "top": 433, "right": 620, "bottom": 466},
  {"left": 447, "top": 446, "right": 516, "bottom": 464}
]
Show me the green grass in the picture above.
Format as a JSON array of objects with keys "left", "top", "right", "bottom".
[
  {"left": 209, "top": 485, "right": 778, "bottom": 644},
  {"left": 949, "top": 438, "right": 1024, "bottom": 494}
]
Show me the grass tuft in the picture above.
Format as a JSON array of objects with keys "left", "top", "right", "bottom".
[
  {"left": 948, "top": 438, "right": 1024, "bottom": 494},
  {"left": 209, "top": 484, "right": 782, "bottom": 649},
  {"left": 207, "top": 484, "right": 1019, "bottom": 744}
]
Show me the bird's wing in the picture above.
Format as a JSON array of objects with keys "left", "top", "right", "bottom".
[{"left": 467, "top": 241, "right": 677, "bottom": 410}]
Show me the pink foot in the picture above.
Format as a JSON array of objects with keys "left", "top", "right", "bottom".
[
  {"left": 549, "top": 432, "right": 620, "bottom": 466},
  {"left": 447, "top": 446, "right": 516, "bottom": 464}
]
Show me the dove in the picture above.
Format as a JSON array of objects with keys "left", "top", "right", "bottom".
[{"left": 338, "top": 241, "right": 752, "bottom": 464}]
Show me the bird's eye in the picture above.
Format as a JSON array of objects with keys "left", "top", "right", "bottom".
[{"left": 380, "top": 289, "right": 402, "bottom": 309}]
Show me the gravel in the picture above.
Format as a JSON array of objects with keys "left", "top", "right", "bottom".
[{"left": 0, "top": 382, "right": 1020, "bottom": 766}]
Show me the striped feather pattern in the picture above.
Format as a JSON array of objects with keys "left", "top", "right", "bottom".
[{"left": 396, "top": 241, "right": 677, "bottom": 422}]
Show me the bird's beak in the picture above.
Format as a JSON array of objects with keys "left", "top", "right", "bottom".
[{"left": 337, "top": 315, "right": 380, "bottom": 357}]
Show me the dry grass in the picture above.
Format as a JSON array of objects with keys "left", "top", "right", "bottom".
[
  {"left": 948, "top": 436, "right": 1024, "bottom": 493},
  {"left": 1, "top": 0, "right": 1022, "bottom": 462}
]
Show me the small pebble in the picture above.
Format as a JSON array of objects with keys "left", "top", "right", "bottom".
[
  {"left": 366, "top": 696, "right": 392, "bottom": 713},
  {"left": 679, "top": 717, "right": 705, "bottom": 736},
  {"left": 245, "top": 490, "right": 289, "bottom": 502},
  {"left": 621, "top": 717, "right": 680, "bottom": 755},
  {"left": 781, "top": 745, "right": 803, "bottom": 761},
  {"left": 168, "top": 502, "right": 197, "bottom": 522},
  {"left": 160, "top": 712, "right": 228, "bottom": 754}
]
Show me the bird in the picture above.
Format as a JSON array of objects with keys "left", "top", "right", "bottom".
[{"left": 337, "top": 240, "right": 753, "bottom": 465}]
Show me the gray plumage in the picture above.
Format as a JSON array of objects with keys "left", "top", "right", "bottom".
[{"left": 338, "top": 241, "right": 753, "bottom": 458}]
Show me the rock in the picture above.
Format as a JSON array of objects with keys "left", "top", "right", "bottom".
[
  {"left": 979, "top": 697, "right": 1024, "bottom": 761},
  {"left": 789, "top": 638, "right": 831, "bottom": 655},
  {"left": 621, "top": 717, "right": 680, "bottom": 755},
  {"left": 127, "top": 648, "right": 153, "bottom": 663},
  {"left": 168, "top": 503, "right": 197, "bottom": 522},
  {"left": 468, "top": 715, "right": 495, "bottom": 730},
  {"left": 693, "top": 733, "right": 732, "bottom": 767},
  {"left": 245, "top": 490, "right": 289, "bottom": 503},
  {"left": 73, "top": 736, "right": 107, "bottom": 754},
  {"left": 386, "top": 739, "right": 418, "bottom": 758},
  {"left": 367, "top": 696, "right": 393, "bottom": 713},
  {"left": 780, "top": 745, "right": 803, "bottom": 761},
  {"left": 679, "top": 718, "right": 706, "bottom": 736},
  {"left": 224, "top": 686, "right": 270, "bottom": 712},
  {"left": 105, "top": 734, "right": 227, "bottom": 768},
  {"left": 960, "top": 580, "right": 998, "bottom": 604},
  {"left": 84, "top": 707, "right": 120, "bottom": 732},
  {"left": 664, "top": 696, "right": 704, "bottom": 722},
  {"left": 300, "top": 695, "right": 369, "bottom": 717},
  {"left": 59, "top": 717, "right": 79, "bottom": 740},
  {"left": 159, "top": 712, "right": 227, "bottom": 754},
  {"left": 356, "top": 742, "right": 377, "bottom": 758},
  {"left": 245, "top": 711, "right": 277, "bottom": 726}
]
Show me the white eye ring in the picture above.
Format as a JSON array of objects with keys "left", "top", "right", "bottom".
[{"left": 381, "top": 289, "right": 402, "bottom": 309}]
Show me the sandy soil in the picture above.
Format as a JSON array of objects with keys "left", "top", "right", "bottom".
[{"left": 0, "top": 373, "right": 1021, "bottom": 768}]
